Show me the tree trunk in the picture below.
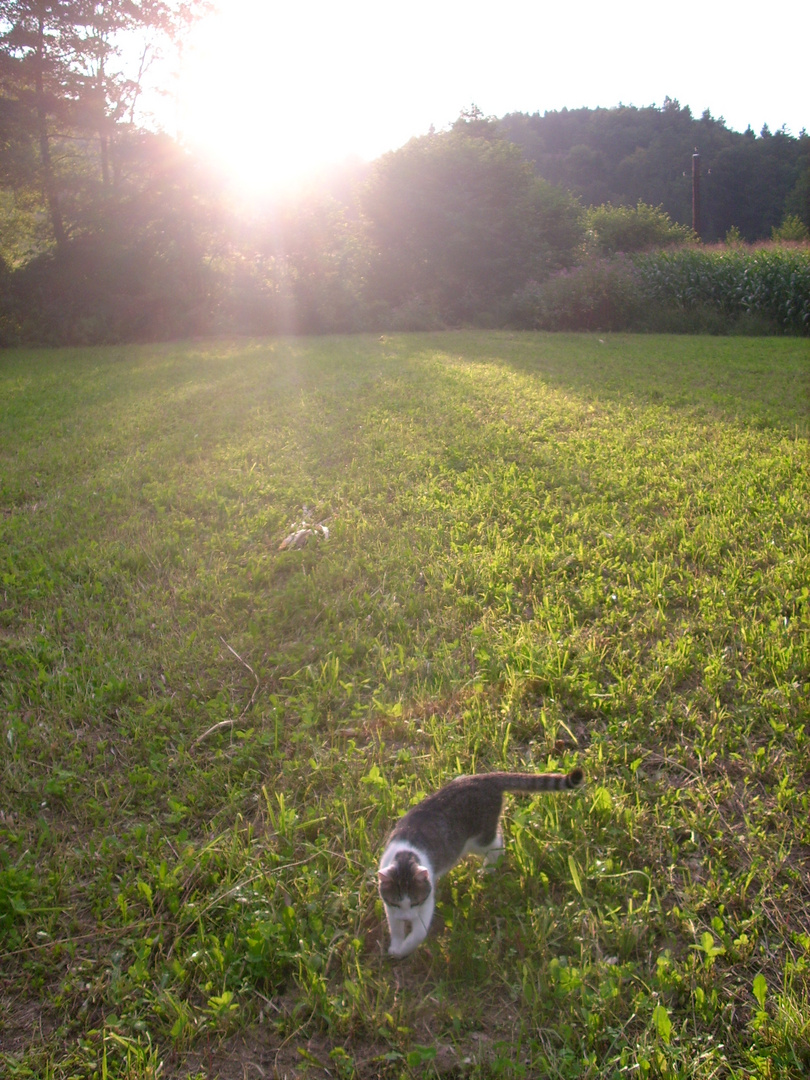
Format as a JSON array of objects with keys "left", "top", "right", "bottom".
[
  {"left": 35, "top": 14, "right": 67, "bottom": 254},
  {"left": 96, "top": 59, "right": 110, "bottom": 188}
]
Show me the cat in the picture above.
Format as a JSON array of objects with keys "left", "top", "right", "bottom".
[{"left": 377, "top": 767, "right": 583, "bottom": 958}]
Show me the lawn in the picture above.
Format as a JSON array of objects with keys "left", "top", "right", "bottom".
[{"left": 1, "top": 331, "right": 809, "bottom": 1078}]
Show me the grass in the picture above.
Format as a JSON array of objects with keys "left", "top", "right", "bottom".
[{"left": 1, "top": 331, "right": 809, "bottom": 1079}]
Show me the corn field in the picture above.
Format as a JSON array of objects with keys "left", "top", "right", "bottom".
[
  {"left": 510, "top": 245, "right": 810, "bottom": 334},
  {"left": 633, "top": 247, "right": 810, "bottom": 334}
]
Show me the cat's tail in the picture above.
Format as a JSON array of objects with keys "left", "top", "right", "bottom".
[{"left": 491, "top": 768, "right": 584, "bottom": 793}]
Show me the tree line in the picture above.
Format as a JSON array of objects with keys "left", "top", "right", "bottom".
[
  {"left": 500, "top": 99, "right": 810, "bottom": 243},
  {"left": 1, "top": 5, "right": 808, "bottom": 345}
]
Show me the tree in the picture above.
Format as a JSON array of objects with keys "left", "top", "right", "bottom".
[
  {"left": 362, "top": 117, "right": 583, "bottom": 322},
  {"left": 706, "top": 131, "right": 801, "bottom": 241},
  {"left": 0, "top": 0, "right": 206, "bottom": 255},
  {"left": 784, "top": 137, "right": 810, "bottom": 229},
  {"left": 242, "top": 187, "right": 370, "bottom": 335},
  {"left": 0, "top": 0, "right": 218, "bottom": 343},
  {"left": 4, "top": 129, "right": 226, "bottom": 343},
  {"left": 0, "top": 1, "right": 73, "bottom": 248},
  {"left": 499, "top": 103, "right": 809, "bottom": 241}
]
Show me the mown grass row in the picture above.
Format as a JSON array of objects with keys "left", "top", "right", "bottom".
[{"left": 1, "top": 332, "right": 809, "bottom": 1078}]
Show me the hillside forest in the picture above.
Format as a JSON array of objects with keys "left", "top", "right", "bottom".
[{"left": 1, "top": 2, "right": 809, "bottom": 344}]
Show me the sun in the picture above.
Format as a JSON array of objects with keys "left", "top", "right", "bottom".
[
  {"left": 176, "top": 6, "right": 325, "bottom": 194},
  {"left": 172, "top": 1, "right": 485, "bottom": 198},
  {"left": 167, "top": 0, "right": 806, "bottom": 198},
  {"left": 175, "top": 1, "right": 403, "bottom": 196}
]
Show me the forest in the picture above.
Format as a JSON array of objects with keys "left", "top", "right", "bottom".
[
  {"left": 1, "top": 3, "right": 809, "bottom": 344},
  {"left": 501, "top": 99, "right": 810, "bottom": 242}
]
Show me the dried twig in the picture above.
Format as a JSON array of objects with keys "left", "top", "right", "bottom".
[{"left": 192, "top": 638, "right": 260, "bottom": 747}]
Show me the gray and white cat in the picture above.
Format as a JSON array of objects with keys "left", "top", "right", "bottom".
[{"left": 377, "top": 768, "right": 583, "bottom": 958}]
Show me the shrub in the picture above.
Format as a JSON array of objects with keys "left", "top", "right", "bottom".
[
  {"left": 508, "top": 246, "right": 810, "bottom": 334},
  {"left": 584, "top": 201, "right": 695, "bottom": 255},
  {"left": 771, "top": 214, "right": 810, "bottom": 242},
  {"left": 504, "top": 279, "right": 545, "bottom": 329},
  {"left": 385, "top": 295, "right": 445, "bottom": 332},
  {"left": 5, "top": 237, "right": 217, "bottom": 344},
  {"left": 724, "top": 226, "right": 744, "bottom": 248},
  {"left": 508, "top": 256, "right": 639, "bottom": 330}
]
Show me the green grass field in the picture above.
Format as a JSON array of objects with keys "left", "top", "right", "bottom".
[{"left": 1, "top": 332, "right": 809, "bottom": 1079}]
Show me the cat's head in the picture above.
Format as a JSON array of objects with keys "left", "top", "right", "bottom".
[{"left": 378, "top": 850, "right": 432, "bottom": 908}]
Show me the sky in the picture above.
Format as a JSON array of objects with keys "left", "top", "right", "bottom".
[{"left": 171, "top": 0, "right": 808, "bottom": 194}]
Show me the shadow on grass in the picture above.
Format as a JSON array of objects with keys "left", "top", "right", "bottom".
[{"left": 412, "top": 330, "right": 810, "bottom": 438}]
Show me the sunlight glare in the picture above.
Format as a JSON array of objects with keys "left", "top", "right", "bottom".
[
  {"left": 178, "top": 2, "right": 413, "bottom": 194},
  {"left": 175, "top": 0, "right": 809, "bottom": 197}
]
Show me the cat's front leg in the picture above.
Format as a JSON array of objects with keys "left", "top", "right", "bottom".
[
  {"left": 386, "top": 914, "right": 410, "bottom": 956},
  {"left": 388, "top": 924, "right": 426, "bottom": 958},
  {"left": 388, "top": 908, "right": 431, "bottom": 958}
]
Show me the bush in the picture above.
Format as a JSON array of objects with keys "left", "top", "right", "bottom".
[
  {"left": 584, "top": 201, "right": 695, "bottom": 255},
  {"left": 507, "top": 257, "right": 640, "bottom": 331},
  {"left": 385, "top": 295, "right": 445, "bottom": 332},
  {"left": 771, "top": 214, "right": 810, "bottom": 242},
  {"left": 0, "top": 255, "right": 19, "bottom": 346},
  {"left": 724, "top": 226, "right": 745, "bottom": 248},
  {"left": 5, "top": 236, "right": 217, "bottom": 345},
  {"left": 507, "top": 246, "right": 810, "bottom": 335}
]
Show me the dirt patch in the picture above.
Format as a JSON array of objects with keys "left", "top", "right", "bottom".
[{"left": 0, "top": 993, "right": 62, "bottom": 1061}]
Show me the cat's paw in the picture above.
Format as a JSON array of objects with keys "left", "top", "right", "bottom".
[{"left": 388, "top": 942, "right": 415, "bottom": 960}]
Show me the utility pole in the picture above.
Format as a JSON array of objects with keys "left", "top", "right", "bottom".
[{"left": 692, "top": 151, "right": 701, "bottom": 239}]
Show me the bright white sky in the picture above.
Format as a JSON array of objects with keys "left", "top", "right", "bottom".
[{"left": 172, "top": 0, "right": 808, "bottom": 195}]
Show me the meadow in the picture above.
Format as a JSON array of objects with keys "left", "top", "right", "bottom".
[{"left": 1, "top": 331, "right": 809, "bottom": 1079}]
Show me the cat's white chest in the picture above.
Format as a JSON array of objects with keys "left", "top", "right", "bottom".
[{"left": 384, "top": 894, "right": 434, "bottom": 959}]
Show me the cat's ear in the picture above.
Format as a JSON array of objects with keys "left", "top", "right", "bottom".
[
  {"left": 415, "top": 866, "right": 431, "bottom": 884},
  {"left": 378, "top": 867, "right": 395, "bottom": 885}
]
